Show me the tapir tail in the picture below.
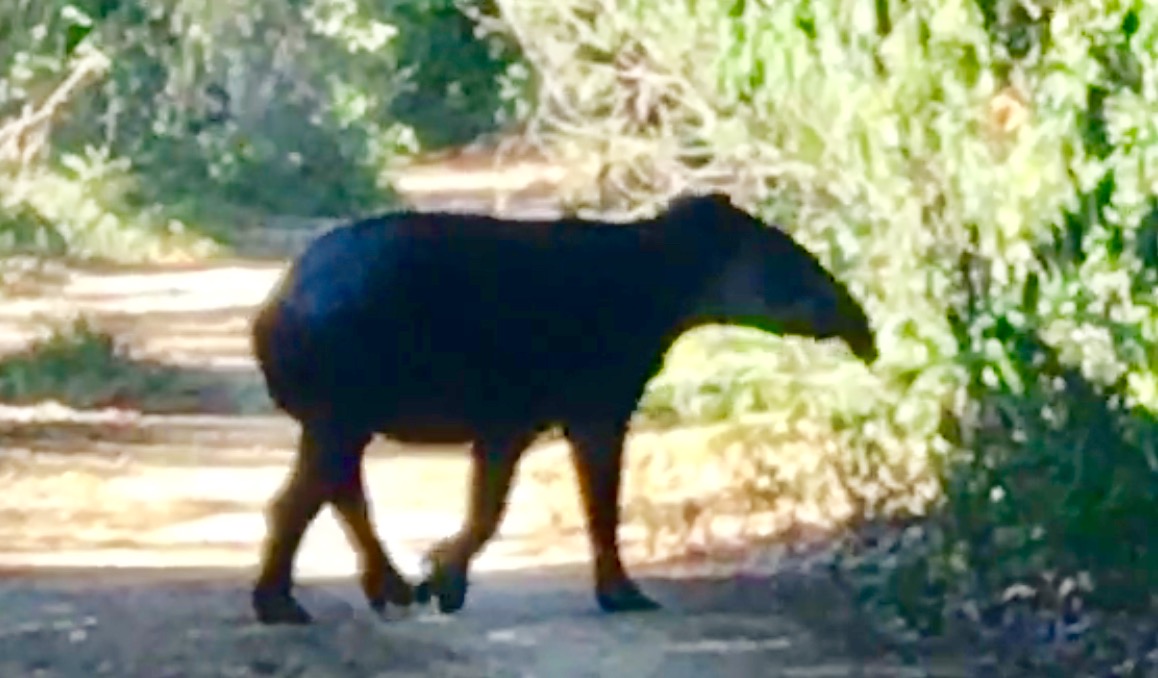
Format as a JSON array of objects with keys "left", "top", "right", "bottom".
[{"left": 251, "top": 300, "right": 317, "bottom": 418}]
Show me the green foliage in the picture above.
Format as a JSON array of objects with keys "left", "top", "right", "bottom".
[
  {"left": 40, "top": 0, "right": 405, "bottom": 218},
  {"left": 1, "top": 0, "right": 530, "bottom": 259},
  {"left": 1, "top": 147, "right": 219, "bottom": 261},
  {"left": 0, "top": 316, "right": 179, "bottom": 408},
  {"left": 641, "top": 329, "right": 883, "bottom": 427},
  {"left": 954, "top": 255, "right": 1156, "bottom": 608},
  {"left": 499, "top": 0, "right": 1158, "bottom": 667},
  {"left": 0, "top": 315, "right": 273, "bottom": 414},
  {"left": 839, "top": 252, "right": 1157, "bottom": 672},
  {"left": 383, "top": 0, "right": 529, "bottom": 148}
]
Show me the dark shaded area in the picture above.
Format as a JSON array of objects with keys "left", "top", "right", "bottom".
[
  {"left": 383, "top": 0, "right": 527, "bottom": 151},
  {"left": 0, "top": 566, "right": 472, "bottom": 677},
  {"left": 0, "top": 563, "right": 931, "bottom": 677},
  {"left": 823, "top": 245, "right": 1158, "bottom": 676}
]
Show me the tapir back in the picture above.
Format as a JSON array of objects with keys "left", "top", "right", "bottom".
[{"left": 252, "top": 210, "right": 722, "bottom": 439}]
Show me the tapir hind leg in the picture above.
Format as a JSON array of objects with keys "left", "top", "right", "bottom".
[
  {"left": 253, "top": 420, "right": 412, "bottom": 624},
  {"left": 417, "top": 427, "right": 536, "bottom": 614}
]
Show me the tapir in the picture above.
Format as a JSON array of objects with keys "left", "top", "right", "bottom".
[{"left": 248, "top": 191, "right": 877, "bottom": 624}]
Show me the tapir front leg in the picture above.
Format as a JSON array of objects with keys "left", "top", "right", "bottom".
[{"left": 566, "top": 417, "right": 662, "bottom": 613}]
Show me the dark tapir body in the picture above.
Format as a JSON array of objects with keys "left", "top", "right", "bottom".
[{"left": 250, "top": 192, "right": 877, "bottom": 624}]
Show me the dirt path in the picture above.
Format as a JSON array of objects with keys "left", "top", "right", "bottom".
[
  {"left": 0, "top": 405, "right": 928, "bottom": 676},
  {"left": 0, "top": 563, "right": 931, "bottom": 678}
]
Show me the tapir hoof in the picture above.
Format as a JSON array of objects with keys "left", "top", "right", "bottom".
[
  {"left": 362, "top": 566, "right": 415, "bottom": 614},
  {"left": 596, "top": 580, "right": 662, "bottom": 614},
  {"left": 252, "top": 587, "right": 313, "bottom": 625},
  {"left": 415, "top": 554, "right": 469, "bottom": 614}
]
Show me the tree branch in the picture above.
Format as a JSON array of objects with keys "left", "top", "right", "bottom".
[{"left": 0, "top": 49, "right": 111, "bottom": 170}]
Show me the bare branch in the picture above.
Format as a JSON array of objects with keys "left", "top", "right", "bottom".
[{"left": 0, "top": 49, "right": 111, "bottom": 171}]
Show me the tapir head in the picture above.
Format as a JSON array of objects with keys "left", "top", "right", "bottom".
[{"left": 664, "top": 192, "right": 878, "bottom": 364}]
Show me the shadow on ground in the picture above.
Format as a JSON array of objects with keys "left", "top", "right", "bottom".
[{"left": 0, "top": 562, "right": 944, "bottom": 678}]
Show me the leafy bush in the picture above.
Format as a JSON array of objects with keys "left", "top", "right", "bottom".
[
  {"left": 1, "top": 0, "right": 531, "bottom": 259},
  {"left": 0, "top": 315, "right": 272, "bottom": 414},
  {"left": 0, "top": 316, "right": 179, "bottom": 409},
  {"left": 491, "top": 0, "right": 1158, "bottom": 668},
  {"left": 0, "top": 147, "right": 219, "bottom": 261}
]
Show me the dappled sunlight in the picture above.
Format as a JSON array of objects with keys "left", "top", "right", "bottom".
[
  {"left": 58, "top": 266, "right": 283, "bottom": 321},
  {"left": 0, "top": 264, "right": 281, "bottom": 320},
  {"left": 0, "top": 412, "right": 608, "bottom": 577},
  {"left": 0, "top": 407, "right": 898, "bottom": 587},
  {"left": 0, "top": 264, "right": 284, "bottom": 368}
]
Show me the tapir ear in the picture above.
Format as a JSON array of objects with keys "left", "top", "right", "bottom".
[
  {"left": 660, "top": 191, "right": 745, "bottom": 243},
  {"left": 665, "top": 191, "right": 734, "bottom": 221}
]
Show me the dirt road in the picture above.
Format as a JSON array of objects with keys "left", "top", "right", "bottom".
[{"left": 0, "top": 415, "right": 923, "bottom": 678}]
